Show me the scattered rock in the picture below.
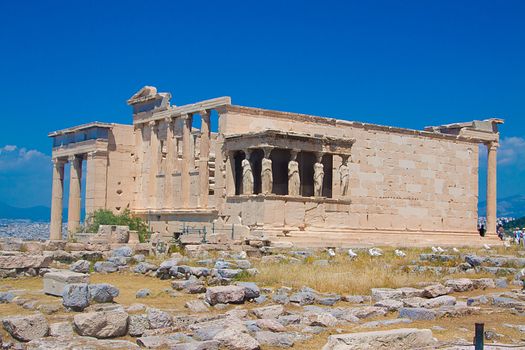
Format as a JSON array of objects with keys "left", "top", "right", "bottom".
[
  {"left": 322, "top": 328, "right": 436, "bottom": 349},
  {"left": 136, "top": 288, "right": 151, "bottom": 298},
  {"left": 252, "top": 305, "right": 285, "bottom": 319},
  {"left": 444, "top": 278, "right": 474, "bottom": 292},
  {"left": 2, "top": 313, "right": 49, "bottom": 342},
  {"left": 398, "top": 307, "right": 436, "bottom": 320},
  {"left": 73, "top": 310, "right": 128, "bottom": 338},
  {"left": 185, "top": 300, "right": 210, "bottom": 313},
  {"left": 422, "top": 284, "right": 450, "bottom": 298},
  {"left": 94, "top": 261, "right": 119, "bottom": 273},
  {"left": 147, "top": 308, "right": 173, "bottom": 329},
  {"left": 70, "top": 260, "right": 91, "bottom": 273},
  {"left": 205, "top": 285, "right": 246, "bottom": 305},
  {"left": 49, "top": 322, "right": 73, "bottom": 337},
  {"left": 128, "top": 314, "right": 149, "bottom": 337},
  {"left": 63, "top": 283, "right": 90, "bottom": 311},
  {"left": 43, "top": 269, "right": 90, "bottom": 296},
  {"left": 89, "top": 283, "right": 119, "bottom": 303}
]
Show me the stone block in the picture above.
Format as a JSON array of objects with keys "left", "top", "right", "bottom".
[
  {"left": 322, "top": 328, "right": 436, "bottom": 350},
  {"left": 43, "top": 270, "right": 90, "bottom": 296}
]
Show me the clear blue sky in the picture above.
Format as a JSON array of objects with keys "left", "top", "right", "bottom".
[{"left": 0, "top": 0, "right": 524, "bottom": 209}]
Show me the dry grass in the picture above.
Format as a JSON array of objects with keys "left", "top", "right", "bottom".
[{"left": 245, "top": 247, "right": 504, "bottom": 295}]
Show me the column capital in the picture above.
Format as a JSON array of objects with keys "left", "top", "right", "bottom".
[
  {"left": 179, "top": 113, "right": 190, "bottom": 121},
  {"left": 261, "top": 146, "right": 274, "bottom": 158},
  {"left": 314, "top": 152, "right": 324, "bottom": 163},
  {"left": 52, "top": 158, "right": 66, "bottom": 166},
  {"left": 68, "top": 154, "right": 80, "bottom": 162},
  {"left": 198, "top": 109, "right": 211, "bottom": 118},
  {"left": 340, "top": 154, "right": 351, "bottom": 164},
  {"left": 486, "top": 141, "right": 499, "bottom": 150},
  {"left": 290, "top": 149, "right": 299, "bottom": 160}
]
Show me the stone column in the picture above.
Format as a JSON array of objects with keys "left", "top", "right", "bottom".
[
  {"left": 165, "top": 117, "right": 175, "bottom": 209},
  {"left": 50, "top": 158, "right": 65, "bottom": 240},
  {"left": 242, "top": 150, "right": 254, "bottom": 195},
  {"left": 148, "top": 121, "right": 160, "bottom": 209},
  {"left": 225, "top": 151, "right": 236, "bottom": 196},
  {"left": 261, "top": 147, "right": 273, "bottom": 194},
  {"left": 67, "top": 155, "right": 82, "bottom": 238},
  {"left": 486, "top": 142, "right": 499, "bottom": 235},
  {"left": 313, "top": 152, "right": 325, "bottom": 197},
  {"left": 338, "top": 155, "right": 350, "bottom": 197},
  {"left": 181, "top": 113, "right": 193, "bottom": 207},
  {"left": 199, "top": 110, "right": 211, "bottom": 207},
  {"left": 288, "top": 150, "right": 300, "bottom": 196}
]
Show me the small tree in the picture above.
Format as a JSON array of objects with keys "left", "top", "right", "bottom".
[{"left": 86, "top": 209, "right": 150, "bottom": 243}]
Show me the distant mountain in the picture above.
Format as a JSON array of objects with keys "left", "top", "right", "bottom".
[
  {"left": 479, "top": 195, "right": 525, "bottom": 218},
  {"left": 0, "top": 202, "right": 51, "bottom": 221}
]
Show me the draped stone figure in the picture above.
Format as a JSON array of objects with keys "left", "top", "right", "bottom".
[
  {"left": 339, "top": 156, "right": 350, "bottom": 196},
  {"left": 261, "top": 157, "right": 273, "bottom": 194},
  {"left": 242, "top": 158, "right": 254, "bottom": 194},
  {"left": 313, "top": 161, "right": 324, "bottom": 197},
  {"left": 288, "top": 151, "right": 300, "bottom": 196}
]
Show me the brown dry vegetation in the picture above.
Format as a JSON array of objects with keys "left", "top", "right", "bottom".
[{"left": 243, "top": 246, "right": 514, "bottom": 295}]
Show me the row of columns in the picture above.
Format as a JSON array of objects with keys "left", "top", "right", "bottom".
[
  {"left": 50, "top": 152, "right": 105, "bottom": 240},
  {"left": 235, "top": 148, "right": 351, "bottom": 197},
  {"left": 137, "top": 110, "right": 211, "bottom": 210}
]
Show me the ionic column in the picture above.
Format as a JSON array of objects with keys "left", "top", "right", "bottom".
[
  {"left": 181, "top": 113, "right": 193, "bottom": 207},
  {"left": 288, "top": 150, "right": 300, "bottom": 196},
  {"left": 313, "top": 152, "right": 324, "bottom": 197},
  {"left": 199, "top": 110, "right": 211, "bottom": 207},
  {"left": 67, "top": 155, "right": 82, "bottom": 238},
  {"left": 165, "top": 117, "right": 175, "bottom": 209},
  {"left": 486, "top": 142, "right": 499, "bottom": 235},
  {"left": 261, "top": 147, "right": 273, "bottom": 194},
  {"left": 148, "top": 121, "right": 160, "bottom": 209},
  {"left": 50, "top": 158, "right": 65, "bottom": 240}
]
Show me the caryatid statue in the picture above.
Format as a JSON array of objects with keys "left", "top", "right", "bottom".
[
  {"left": 288, "top": 150, "right": 300, "bottom": 196},
  {"left": 339, "top": 155, "right": 350, "bottom": 196},
  {"left": 242, "top": 153, "right": 254, "bottom": 195},
  {"left": 313, "top": 153, "right": 324, "bottom": 197},
  {"left": 261, "top": 147, "right": 273, "bottom": 194}
]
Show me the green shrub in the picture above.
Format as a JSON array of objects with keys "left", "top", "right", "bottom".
[{"left": 86, "top": 209, "right": 150, "bottom": 243}]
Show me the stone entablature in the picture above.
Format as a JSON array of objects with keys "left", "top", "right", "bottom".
[{"left": 47, "top": 85, "right": 503, "bottom": 243}]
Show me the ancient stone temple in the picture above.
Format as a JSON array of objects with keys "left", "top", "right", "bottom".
[{"left": 48, "top": 86, "right": 503, "bottom": 246}]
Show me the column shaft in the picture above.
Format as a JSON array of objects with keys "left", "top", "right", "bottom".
[
  {"left": 199, "top": 111, "right": 211, "bottom": 207},
  {"left": 181, "top": 114, "right": 193, "bottom": 207},
  {"left": 486, "top": 142, "right": 498, "bottom": 235},
  {"left": 165, "top": 118, "right": 175, "bottom": 209},
  {"left": 148, "top": 121, "right": 159, "bottom": 208},
  {"left": 67, "top": 156, "right": 82, "bottom": 238},
  {"left": 50, "top": 159, "right": 65, "bottom": 240}
]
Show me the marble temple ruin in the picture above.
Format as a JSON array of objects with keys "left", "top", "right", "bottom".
[{"left": 48, "top": 86, "right": 503, "bottom": 246}]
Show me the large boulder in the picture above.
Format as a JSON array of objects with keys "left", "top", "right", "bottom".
[
  {"left": 236, "top": 282, "right": 260, "bottom": 299},
  {"left": 2, "top": 313, "right": 49, "bottom": 342},
  {"left": 205, "top": 286, "right": 246, "bottom": 305},
  {"left": 89, "top": 283, "right": 119, "bottom": 303},
  {"left": 322, "top": 328, "right": 436, "bottom": 350},
  {"left": 43, "top": 270, "right": 90, "bottom": 296},
  {"left": 63, "top": 283, "right": 90, "bottom": 311},
  {"left": 73, "top": 310, "right": 128, "bottom": 338},
  {"left": 0, "top": 255, "right": 52, "bottom": 269}
]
